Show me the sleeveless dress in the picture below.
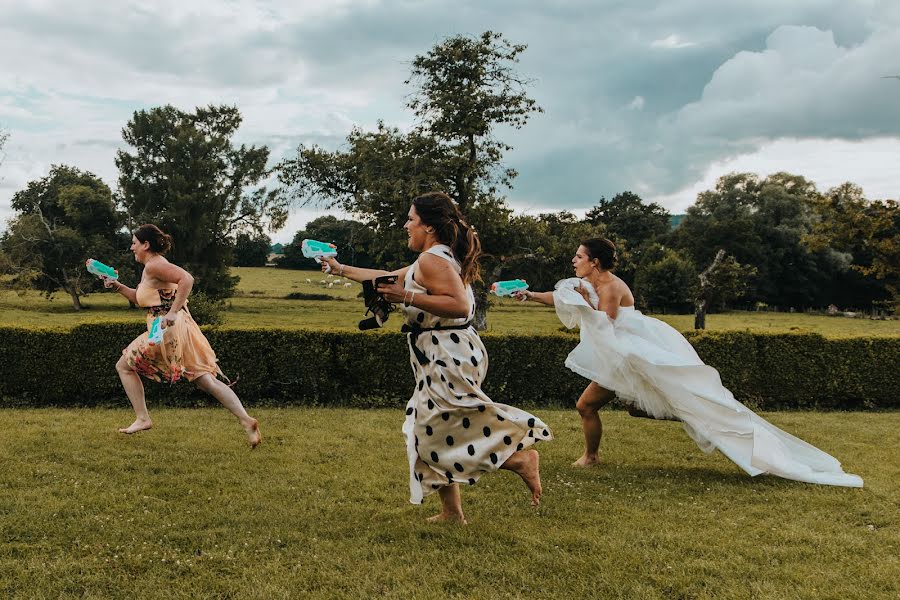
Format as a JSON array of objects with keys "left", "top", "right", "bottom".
[
  {"left": 122, "top": 283, "right": 225, "bottom": 384},
  {"left": 400, "top": 245, "right": 554, "bottom": 504},
  {"left": 553, "top": 277, "right": 863, "bottom": 488}
]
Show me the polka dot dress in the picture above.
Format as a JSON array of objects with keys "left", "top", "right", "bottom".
[{"left": 401, "top": 245, "right": 553, "bottom": 504}]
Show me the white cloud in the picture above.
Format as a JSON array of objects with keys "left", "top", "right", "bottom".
[
  {"left": 627, "top": 96, "right": 645, "bottom": 110},
  {"left": 650, "top": 34, "right": 697, "bottom": 49}
]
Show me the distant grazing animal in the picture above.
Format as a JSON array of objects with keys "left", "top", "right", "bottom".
[
  {"left": 305, "top": 278, "right": 312, "bottom": 283},
  {"left": 327, "top": 282, "right": 334, "bottom": 288},
  {"left": 344, "top": 282, "right": 352, "bottom": 288}
]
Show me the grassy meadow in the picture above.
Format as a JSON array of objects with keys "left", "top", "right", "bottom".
[
  {"left": 0, "top": 408, "right": 897, "bottom": 599},
  {"left": 1, "top": 266, "right": 898, "bottom": 337}
]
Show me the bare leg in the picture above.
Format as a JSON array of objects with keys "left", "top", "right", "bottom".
[
  {"left": 573, "top": 382, "right": 615, "bottom": 467},
  {"left": 116, "top": 355, "right": 153, "bottom": 434},
  {"left": 426, "top": 484, "right": 467, "bottom": 524},
  {"left": 627, "top": 404, "right": 681, "bottom": 422},
  {"left": 501, "top": 449, "right": 542, "bottom": 506},
  {"left": 194, "top": 373, "right": 261, "bottom": 448}
]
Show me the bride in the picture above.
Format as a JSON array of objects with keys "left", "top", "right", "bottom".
[{"left": 516, "top": 237, "right": 862, "bottom": 487}]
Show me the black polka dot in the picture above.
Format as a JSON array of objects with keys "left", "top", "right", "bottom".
[
  {"left": 490, "top": 453, "right": 498, "bottom": 464},
  {"left": 478, "top": 405, "right": 486, "bottom": 412},
  {"left": 497, "top": 415, "right": 505, "bottom": 422},
  {"left": 440, "top": 374, "right": 446, "bottom": 382},
  {"left": 542, "top": 429, "right": 549, "bottom": 437},
  {"left": 503, "top": 435, "right": 512, "bottom": 445},
  {"left": 454, "top": 462, "right": 464, "bottom": 472},
  {"left": 483, "top": 426, "right": 491, "bottom": 437},
  {"left": 445, "top": 471, "right": 453, "bottom": 482},
  {"left": 468, "top": 478, "right": 475, "bottom": 485},
  {"left": 418, "top": 380, "right": 424, "bottom": 391},
  {"left": 467, "top": 444, "right": 475, "bottom": 456},
  {"left": 426, "top": 376, "right": 432, "bottom": 387},
  {"left": 441, "top": 412, "right": 450, "bottom": 422},
  {"left": 431, "top": 451, "right": 439, "bottom": 462},
  {"left": 462, "top": 417, "right": 470, "bottom": 428},
  {"left": 468, "top": 393, "right": 478, "bottom": 398},
  {"left": 426, "top": 426, "right": 433, "bottom": 436},
  {"left": 528, "top": 430, "right": 534, "bottom": 437},
  {"left": 417, "top": 312, "right": 425, "bottom": 323},
  {"left": 469, "top": 341, "right": 475, "bottom": 350},
  {"left": 448, "top": 382, "right": 455, "bottom": 390},
  {"left": 431, "top": 484, "right": 440, "bottom": 489},
  {"left": 415, "top": 436, "right": 419, "bottom": 449},
  {"left": 450, "top": 333, "right": 460, "bottom": 343},
  {"left": 527, "top": 418, "right": 535, "bottom": 427},
  {"left": 431, "top": 335, "right": 438, "bottom": 345},
  {"left": 470, "top": 356, "right": 478, "bottom": 367},
  {"left": 427, "top": 399, "right": 434, "bottom": 410},
  {"left": 405, "top": 407, "right": 413, "bottom": 415},
  {"left": 446, "top": 435, "right": 454, "bottom": 446},
  {"left": 453, "top": 358, "right": 461, "bottom": 366},
  {"left": 517, "top": 443, "right": 524, "bottom": 451},
  {"left": 436, "top": 360, "right": 447, "bottom": 367}
]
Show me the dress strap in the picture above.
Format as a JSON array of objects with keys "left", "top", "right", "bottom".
[{"left": 423, "top": 245, "right": 461, "bottom": 273}]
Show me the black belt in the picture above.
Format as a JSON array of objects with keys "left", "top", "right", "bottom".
[{"left": 401, "top": 321, "right": 472, "bottom": 366}]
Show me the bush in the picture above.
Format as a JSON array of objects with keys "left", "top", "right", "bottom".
[
  {"left": 635, "top": 249, "right": 697, "bottom": 313},
  {"left": 0, "top": 326, "right": 896, "bottom": 409},
  {"left": 186, "top": 292, "right": 225, "bottom": 326}
]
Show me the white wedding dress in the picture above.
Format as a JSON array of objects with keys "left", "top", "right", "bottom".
[{"left": 554, "top": 278, "right": 863, "bottom": 488}]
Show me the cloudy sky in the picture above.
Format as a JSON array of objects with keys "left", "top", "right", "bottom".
[{"left": 1, "top": 0, "right": 899, "bottom": 242}]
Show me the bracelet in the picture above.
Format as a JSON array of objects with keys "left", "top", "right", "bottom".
[{"left": 404, "top": 291, "right": 416, "bottom": 307}]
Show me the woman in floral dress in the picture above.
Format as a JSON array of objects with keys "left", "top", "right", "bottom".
[{"left": 104, "top": 224, "right": 261, "bottom": 448}]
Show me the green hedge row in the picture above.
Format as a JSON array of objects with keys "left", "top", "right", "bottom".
[{"left": 0, "top": 324, "right": 896, "bottom": 409}]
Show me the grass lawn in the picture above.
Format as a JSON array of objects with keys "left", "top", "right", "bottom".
[
  {"left": 1, "top": 266, "right": 897, "bottom": 337},
  {"left": 0, "top": 408, "right": 896, "bottom": 599}
]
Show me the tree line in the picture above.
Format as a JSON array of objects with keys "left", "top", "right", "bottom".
[{"left": 0, "top": 31, "right": 896, "bottom": 318}]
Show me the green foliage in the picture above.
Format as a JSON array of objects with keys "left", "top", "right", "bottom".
[
  {"left": 0, "top": 166, "right": 124, "bottom": 310},
  {"left": 117, "top": 104, "right": 288, "bottom": 299},
  {"left": 186, "top": 291, "right": 225, "bottom": 326},
  {"left": 634, "top": 248, "right": 697, "bottom": 313},
  {"left": 233, "top": 232, "right": 271, "bottom": 267},
  {"left": 0, "top": 326, "right": 895, "bottom": 409}
]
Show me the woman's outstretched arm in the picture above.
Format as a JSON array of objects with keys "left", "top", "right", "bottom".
[
  {"left": 105, "top": 277, "right": 138, "bottom": 305},
  {"left": 321, "top": 256, "right": 409, "bottom": 284},
  {"left": 514, "top": 290, "right": 555, "bottom": 306}
]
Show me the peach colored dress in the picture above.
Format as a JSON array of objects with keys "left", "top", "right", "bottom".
[{"left": 122, "top": 284, "right": 224, "bottom": 384}]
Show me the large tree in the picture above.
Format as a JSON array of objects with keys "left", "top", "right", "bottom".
[
  {"left": 278, "top": 216, "right": 377, "bottom": 270},
  {"left": 1, "top": 165, "right": 124, "bottom": 310},
  {"left": 117, "top": 104, "right": 288, "bottom": 298},
  {"left": 279, "top": 32, "right": 542, "bottom": 328},
  {"left": 670, "top": 172, "right": 851, "bottom": 309}
]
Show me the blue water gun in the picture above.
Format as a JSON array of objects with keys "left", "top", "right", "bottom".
[
  {"left": 148, "top": 317, "right": 165, "bottom": 346},
  {"left": 490, "top": 279, "right": 529, "bottom": 297},
  {"left": 301, "top": 239, "right": 338, "bottom": 273},
  {"left": 85, "top": 258, "right": 118, "bottom": 281}
]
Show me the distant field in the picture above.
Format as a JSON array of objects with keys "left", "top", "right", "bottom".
[{"left": 0, "top": 266, "right": 897, "bottom": 337}]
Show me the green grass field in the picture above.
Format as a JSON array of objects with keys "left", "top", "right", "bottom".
[
  {"left": 1, "top": 267, "right": 898, "bottom": 337},
  {"left": 0, "top": 408, "right": 896, "bottom": 599}
]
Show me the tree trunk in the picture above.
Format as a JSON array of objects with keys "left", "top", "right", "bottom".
[
  {"left": 694, "top": 299, "right": 707, "bottom": 330},
  {"left": 694, "top": 249, "right": 725, "bottom": 330},
  {"left": 472, "top": 284, "right": 489, "bottom": 331},
  {"left": 67, "top": 286, "right": 83, "bottom": 311}
]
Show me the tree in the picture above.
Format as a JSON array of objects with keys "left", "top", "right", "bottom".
[
  {"left": 278, "top": 216, "right": 377, "bottom": 270},
  {"left": 805, "top": 183, "right": 899, "bottom": 308},
  {"left": 280, "top": 32, "right": 543, "bottom": 328},
  {"left": 671, "top": 172, "right": 850, "bottom": 309},
  {"left": 1, "top": 166, "right": 124, "bottom": 310},
  {"left": 634, "top": 248, "right": 697, "bottom": 313},
  {"left": 694, "top": 250, "right": 757, "bottom": 329},
  {"left": 233, "top": 232, "right": 272, "bottom": 267},
  {"left": 117, "top": 104, "right": 288, "bottom": 299}
]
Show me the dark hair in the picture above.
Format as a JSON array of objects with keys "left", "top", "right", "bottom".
[
  {"left": 581, "top": 237, "right": 617, "bottom": 270},
  {"left": 412, "top": 191, "right": 482, "bottom": 284},
  {"left": 133, "top": 224, "right": 173, "bottom": 255}
]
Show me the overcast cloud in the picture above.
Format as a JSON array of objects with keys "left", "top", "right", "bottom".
[{"left": 1, "top": 0, "right": 898, "bottom": 241}]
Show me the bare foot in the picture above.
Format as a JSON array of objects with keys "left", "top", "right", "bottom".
[
  {"left": 514, "top": 449, "right": 543, "bottom": 506},
  {"left": 572, "top": 453, "right": 600, "bottom": 468},
  {"left": 426, "top": 512, "right": 468, "bottom": 525},
  {"left": 243, "top": 418, "right": 262, "bottom": 449},
  {"left": 118, "top": 418, "right": 152, "bottom": 434}
]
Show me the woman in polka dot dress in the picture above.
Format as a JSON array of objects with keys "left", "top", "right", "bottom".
[{"left": 323, "top": 192, "right": 553, "bottom": 524}]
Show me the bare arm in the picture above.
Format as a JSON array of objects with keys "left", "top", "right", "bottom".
[
  {"left": 322, "top": 256, "right": 409, "bottom": 284},
  {"left": 514, "top": 290, "right": 555, "bottom": 306},
  {"left": 105, "top": 278, "right": 138, "bottom": 304},
  {"left": 597, "top": 285, "right": 620, "bottom": 320},
  {"left": 377, "top": 253, "right": 470, "bottom": 319}
]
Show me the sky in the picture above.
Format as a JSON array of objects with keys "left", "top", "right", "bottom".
[{"left": 1, "top": 0, "right": 899, "bottom": 242}]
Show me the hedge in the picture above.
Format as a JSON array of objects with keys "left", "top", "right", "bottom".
[{"left": 0, "top": 324, "right": 897, "bottom": 409}]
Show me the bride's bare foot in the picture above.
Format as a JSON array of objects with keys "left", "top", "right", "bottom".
[
  {"left": 118, "top": 418, "right": 152, "bottom": 434},
  {"left": 426, "top": 512, "right": 468, "bottom": 525},
  {"left": 242, "top": 418, "right": 262, "bottom": 449},
  {"left": 572, "top": 453, "right": 600, "bottom": 468}
]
